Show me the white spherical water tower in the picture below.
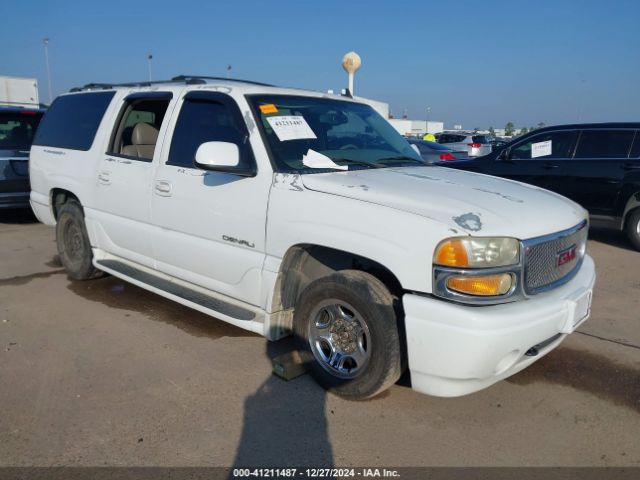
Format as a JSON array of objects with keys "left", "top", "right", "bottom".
[{"left": 342, "top": 51, "right": 361, "bottom": 96}]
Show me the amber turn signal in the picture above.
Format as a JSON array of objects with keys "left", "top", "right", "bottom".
[
  {"left": 434, "top": 239, "right": 469, "bottom": 267},
  {"left": 446, "top": 274, "right": 513, "bottom": 296}
]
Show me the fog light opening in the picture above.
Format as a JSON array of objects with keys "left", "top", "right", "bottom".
[{"left": 494, "top": 350, "right": 521, "bottom": 375}]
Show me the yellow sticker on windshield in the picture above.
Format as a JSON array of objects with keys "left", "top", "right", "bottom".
[{"left": 260, "top": 104, "right": 278, "bottom": 114}]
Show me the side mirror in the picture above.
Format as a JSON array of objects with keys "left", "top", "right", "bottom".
[{"left": 195, "top": 141, "right": 240, "bottom": 169}]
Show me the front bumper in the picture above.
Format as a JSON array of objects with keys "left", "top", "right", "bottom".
[{"left": 403, "top": 255, "right": 595, "bottom": 397}]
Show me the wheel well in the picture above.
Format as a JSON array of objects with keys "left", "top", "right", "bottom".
[
  {"left": 622, "top": 192, "right": 640, "bottom": 229},
  {"left": 50, "top": 189, "right": 80, "bottom": 220},
  {"left": 272, "top": 244, "right": 404, "bottom": 313}
]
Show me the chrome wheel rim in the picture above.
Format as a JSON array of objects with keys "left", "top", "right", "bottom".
[{"left": 308, "top": 299, "right": 371, "bottom": 379}]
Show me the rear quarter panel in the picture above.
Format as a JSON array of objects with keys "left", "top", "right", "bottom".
[{"left": 29, "top": 92, "right": 125, "bottom": 224}]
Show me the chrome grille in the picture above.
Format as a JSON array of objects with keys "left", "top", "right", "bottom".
[{"left": 523, "top": 221, "right": 588, "bottom": 294}]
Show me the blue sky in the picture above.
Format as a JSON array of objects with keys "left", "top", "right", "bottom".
[{"left": 2, "top": 0, "right": 639, "bottom": 129}]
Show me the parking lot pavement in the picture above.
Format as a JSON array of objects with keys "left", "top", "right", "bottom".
[{"left": 0, "top": 211, "right": 639, "bottom": 467}]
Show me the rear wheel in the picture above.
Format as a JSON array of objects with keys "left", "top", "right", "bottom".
[
  {"left": 626, "top": 208, "right": 640, "bottom": 251},
  {"left": 293, "top": 270, "right": 404, "bottom": 400},
  {"left": 56, "top": 200, "right": 103, "bottom": 280}
]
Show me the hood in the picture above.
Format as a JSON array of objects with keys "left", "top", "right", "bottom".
[{"left": 301, "top": 166, "right": 586, "bottom": 239}]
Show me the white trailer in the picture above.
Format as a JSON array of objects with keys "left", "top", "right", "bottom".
[{"left": 0, "top": 76, "right": 40, "bottom": 108}]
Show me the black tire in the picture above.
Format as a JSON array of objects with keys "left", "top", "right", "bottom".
[
  {"left": 56, "top": 200, "right": 103, "bottom": 280},
  {"left": 293, "top": 270, "right": 404, "bottom": 400},
  {"left": 626, "top": 208, "right": 640, "bottom": 251}
]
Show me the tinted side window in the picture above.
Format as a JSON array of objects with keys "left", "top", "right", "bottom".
[
  {"left": 33, "top": 92, "right": 115, "bottom": 150},
  {"left": 511, "top": 131, "right": 578, "bottom": 160},
  {"left": 439, "top": 134, "right": 465, "bottom": 144},
  {"left": 168, "top": 99, "right": 253, "bottom": 169},
  {"left": 574, "top": 130, "right": 635, "bottom": 159}
]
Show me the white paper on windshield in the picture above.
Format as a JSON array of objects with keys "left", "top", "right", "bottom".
[
  {"left": 302, "top": 149, "right": 347, "bottom": 170},
  {"left": 266, "top": 115, "right": 317, "bottom": 142},
  {"left": 531, "top": 140, "right": 552, "bottom": 158}
]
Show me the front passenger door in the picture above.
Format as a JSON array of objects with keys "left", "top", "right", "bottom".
[
  {"left": 488, "top": 130, "right": 578, "bottom": 195},
  {"left": 151, "top": 92, "right": 270, "bottom": 306}
]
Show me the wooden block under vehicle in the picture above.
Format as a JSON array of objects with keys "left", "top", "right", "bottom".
[{"left": 272, "top": 350, "right": 307, "bottom": 381}]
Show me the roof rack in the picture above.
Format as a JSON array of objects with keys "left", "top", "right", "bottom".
[
  {"left": 171, "top": 75, "right": 274, "bottom": 87},
  {"left": 69, "top": 75, "right": 274, "bottom": 92}
]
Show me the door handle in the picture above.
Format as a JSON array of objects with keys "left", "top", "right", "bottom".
[
  {"left": 542, "top": 162, "right": 559, "bottom": 170},
  {"left": 154, "top": 180, "right": 172, "bottom": 196},
  {"left": 622, "top": 163, "right": 640, "bottom": 171},
  {"left": 98, "top": 171, "right": 111, "bottom": 184}
]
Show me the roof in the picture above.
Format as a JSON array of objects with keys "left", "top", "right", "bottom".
[{"left": 534, "top": 122, "right": 640, "bottom": 131}]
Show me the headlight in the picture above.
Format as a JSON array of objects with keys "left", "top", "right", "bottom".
[{"left": 434, "top": 237, "right": 520, "bottom": 268}]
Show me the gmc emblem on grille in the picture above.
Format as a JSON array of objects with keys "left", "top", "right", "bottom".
[{"left": 556, "top": 244, "right": 577, "bottom": 267}]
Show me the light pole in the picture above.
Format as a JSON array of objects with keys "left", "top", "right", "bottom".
[
  {"left": 147, "top": 54, "right": 153, "bottom": 82},
  {"left": 43, "top": 38, "right": 52, "bottom": 104}
]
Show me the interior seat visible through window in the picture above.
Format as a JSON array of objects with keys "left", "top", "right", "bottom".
[
  {"left": 121, "top": 122, "right": 159, "bottom": 158},
  {"left": 108, "top": 94, "right": 171, "bottom": 161}
]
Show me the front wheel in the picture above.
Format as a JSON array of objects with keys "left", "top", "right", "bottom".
[
  {"left": 626, "top": 208, "right": 640, "bottom": 251},
  {"left": 293, "top": 270, "right": 404, "bottom": 400}
]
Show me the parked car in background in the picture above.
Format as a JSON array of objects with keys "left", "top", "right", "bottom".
[
  {"left": 437, "top": 131, "right": 492, "bottom": 157},
  {"left": 0, "top": 105, "right": 45, "bottom": 208},
  {"left": 407, "top": 138, "right": 461, "bottom": 163},
  {"left": 443, "top": 123, "right": 640, "bottom": 250}
]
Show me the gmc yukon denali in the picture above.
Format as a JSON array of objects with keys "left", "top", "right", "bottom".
[{"left": 29, "top": 76, "right": 596, "bottom": 399}]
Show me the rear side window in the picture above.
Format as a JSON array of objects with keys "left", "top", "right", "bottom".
[
  {"left": 574, "top": 130, "right": 635, "bottom": 159},
  {"left": 108, "top": 96, "right": 170, "bottom": 161},
  {"left": 439, "top": 134, "right": 465, "bottom": 144},
  {"left": 33, "top": 91, "right": 115, "bottom": 151},
  {"left": 0, "top": 111, "right": 43, "bottom": 150}
]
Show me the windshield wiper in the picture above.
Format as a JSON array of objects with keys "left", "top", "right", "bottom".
[{"left": 375, "top": 156, "right": 426, "bottom": 166}]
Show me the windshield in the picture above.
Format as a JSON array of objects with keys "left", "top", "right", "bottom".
[
  {"left": 0, "top": 111, "right": 43, "bottom": 150},
  {"left": 248, "top": 95, "right": 423, "bottom": 173}
]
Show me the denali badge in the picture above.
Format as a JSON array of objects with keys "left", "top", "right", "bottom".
[
  {"left": 222, "top": 235, "right": 255, "bottom": 248},
  {"left": 556, "top": 244, "right": 577, "bottom": 267}
]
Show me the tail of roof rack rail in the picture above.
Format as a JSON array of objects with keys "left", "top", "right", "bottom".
[{"left": 69, "top": 75, "right": 274, "bottom": 92}]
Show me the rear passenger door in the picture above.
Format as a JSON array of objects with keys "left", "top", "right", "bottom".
[
  {"left": 562, "top": 129, "right": 635, "bottom": 216},
  {"left": 91, "top": 91, "right": 175, "bottom": 268},
  {"left": 488, "top": 130, "right": 578, "bottom": 194},
  {"left": 150, "top": 91, "right": 269, "bottom": 306}
]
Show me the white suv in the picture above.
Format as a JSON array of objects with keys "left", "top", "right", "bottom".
[{"left": 29, "top": 76, "right": 595, "bottom": 399}]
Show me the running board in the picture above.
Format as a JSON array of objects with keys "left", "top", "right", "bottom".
[{"left": 95, "top": 259, "right": 256, "bottom": 321}]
